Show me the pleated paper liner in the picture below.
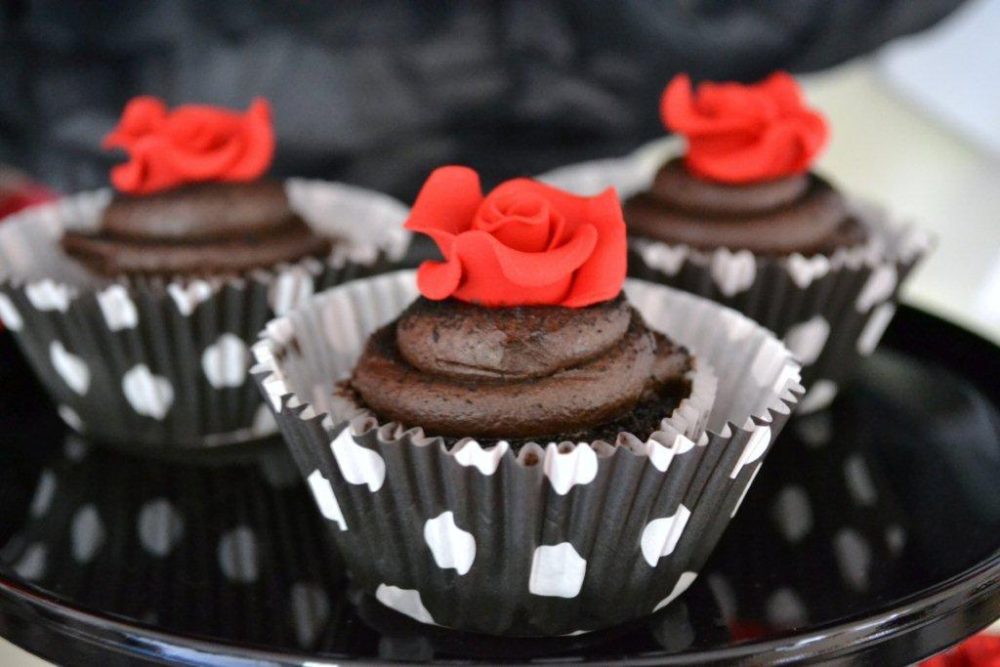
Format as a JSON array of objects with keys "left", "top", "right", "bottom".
[
  {"left": 0, "top": 434, "right": 351, "bottom": 653},
  {"left": 251, "top": 270, "right": 802, "bottom": 636},
  {"left": 538, "top": 142, "right": 933, "bottom": 414},
  {"left": 0, "top": 180, "right": 410, "bottom": 452}
]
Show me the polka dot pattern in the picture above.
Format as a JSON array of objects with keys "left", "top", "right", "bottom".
[
  {"left": 50, "top": 341, "right": 90, "bottom": 395},
  {"left": 122, "top": 364, "right": 174, "bottom": 420},
  {"left": 218, "top": 526, "right": 260, "bottom": 583},
  {"left": 138, "top": 499, "right": 185, "bottom": 557},
  {"left": 0, "top": 181, "right": 406, "bottom": 449},
  {"left": 71, "top": 505, "right": 105, "bottom": 563},
  {"left": 201, "top": 334, "right": 250, "bottom": 389}
]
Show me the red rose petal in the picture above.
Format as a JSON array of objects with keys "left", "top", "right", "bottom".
[
  {"left": 103, "top": 96, "right": 276, "bottom": 194},
  {"left": 661, "top": 72, "right": 829, "bottom": 183},
  {"left": 404, "top": 168, "right": 627, "bottom": 308},
  {"left": 405, "top": 166, "right": 484, "bottom": 238}
]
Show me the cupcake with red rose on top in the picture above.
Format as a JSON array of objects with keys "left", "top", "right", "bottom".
[
  {"left": 541, "top": 73, "right": 931, "bottom": 414},
  {"left": 0, "top": 97, "right": 408, "bottom": 452},
  {"left": 252, "top": 166, "right": 802, "bottom": 635}
]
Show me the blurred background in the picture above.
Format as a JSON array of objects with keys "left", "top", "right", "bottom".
[{"left": 1, "top": 0, "right": 998, "bottom": 664}]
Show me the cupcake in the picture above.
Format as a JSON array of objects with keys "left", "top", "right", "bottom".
[
  {"left": 543, "top": 73, "right": 931, "bottom": 413},
  {"left": 0, "top": 97, "right": 409, "bottom": 451},
  {"left": 252, "top": 167, "right": 802, "bottom": 636}
]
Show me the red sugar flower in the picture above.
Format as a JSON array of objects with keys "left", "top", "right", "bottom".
[
  {"left": 661, "top": 72, "right": 828, "bottom": 184},
  {"left": 104, "top": 97, "right": 275, "bottom": 195},
  {"left": 405, "top": 166, "right": 626, "bottom": 308}
]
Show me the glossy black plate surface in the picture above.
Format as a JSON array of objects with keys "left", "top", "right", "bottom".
[{"left": 0, "top": 306, "right": 998, "bottom": 665}]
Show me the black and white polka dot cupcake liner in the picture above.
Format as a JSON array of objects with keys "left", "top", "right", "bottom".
[
  {"left": 251, "top": 270, "right": 802, "bottom": 636},
  {"left": 539, "top": 143, "right": 933, "bottom": 414},
  {"left": 0, "top": 180, "right": 410, "bottom": 451}
]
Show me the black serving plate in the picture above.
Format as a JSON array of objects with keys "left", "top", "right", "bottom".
[{"left": 0, "top": 306, "right": 998, "bottom": 666}]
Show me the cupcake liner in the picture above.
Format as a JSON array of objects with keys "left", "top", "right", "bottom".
[
  {"left": 0, "top": 180, "right": 410, "bottom": 451},
  {"left": 0, "top": 435, "right": 350, "bottom": 652},
  {"left": 538, "top": 142, "right": 933, "bottom": 414},
  {"left": 251, "top": 270, "right": 802, "bottom": 636}
]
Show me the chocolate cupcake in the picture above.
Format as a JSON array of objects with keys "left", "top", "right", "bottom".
[
  {"left": 345, "top": 294, "right": 704, "bottom": 448},
  {"left": 252, "top": 167, "right": 802, "bottom": 636},
  {"left": 62, "top": 179, "right": 331, "bottom": 277},
  {"left": 0, "top": 97, "right": 409, "bottom": 451},
  {"left": 543, "top": 73, "right": 931, "bottom": 413}
]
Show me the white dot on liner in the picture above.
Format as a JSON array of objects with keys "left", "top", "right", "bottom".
[
  {"left": 844, "top": 455, "right": 878, "bottom": 507},
  {"left": 201, "top": 334, "right": 250, "bottom": 389},
  {"left": 0, "top": 293, "right": 24, "bottom": 330},
  {"left": 71, "top": 504, "right": 105, "bottom": 564},
  {"left": 57, "top": 405, "right": 84, "bottom": 432},
  {"left": 306, "top": 470, "right": 347, "bottom": 531},
  {"left": 137, "top": 498, "right": 185, "bottom": 557},
  {"left": 330, "top": 428, "right": 386, "bottom": 492},
  {"left": 375, "top": 584, "right": 436, "bottom": 625},
  {"left": 49, "top": 341, "right": 90, "bottom": 395},
  {"left": 834, "top": 528, "right": 872, "bottom": 593},
  {"left": 794, "top": 412, "right": 832, "bottom": 448},
  {"left": 251, "top": 403, "right": 278, "bottom": 437},
  {"left": 796, "top": 380, "right": 838, "bottom": 415},
  {"left": 783, "top": 316, "right": 830, "bottom": 366},
  {"left": 766, "top": 588, "right": 808, "bottom": 629},
  {"left": 856, "top": 266, "right": 897, "bottom": 313},
  {"left": 771, "top": 485, "right": 813, "bottom": 543},
  {"left": 529, "top": 543, "right": 587, "bottom": 598},
  {"left": 423, "top": 512, "right": 476, "bottom": 575},
  {"left": 706, "top": 574, "right": 738, "bottom": 622},
  {"left": 640, "top": 505, "right": 692, "bottom": 567},
  {"left": 96, "top": 284, "right": 139, "bottom": 331},
  {"left": 543, "top": 442, "right": 598, "bottom": 495},
  {"left": 710, "top": 250, "right": 756, "bottom": 297},
  {"left": 885, "top": 525, "right": 907, "bottom": 557},
  {"left": 857, "top": 303, "right": 896, "bottom": 356},
  {"left": 64, "top": 435, "right": 89, "bottom": 462},
  {"left": 167, "top": 281, "right": 214, "bottom": 316},
  {"left": 653, "top": 572, "right": 698, "bottom": 612},
  {"left": 29, "top": 470, "right": 57, "bottom": 518},
  {"left": 13, "top": 543, "right": 47, "bottom": 581},
  {"left": 217, "top": 526, "right": 260, "bottom": 583},
  {"left": 122, "top": 364, "right": 174, "bottom": 420},
  {"left": 269, "top": 267, "right": 315, "bottom": 316},
  {"left": 290, "top": 582, "right": 331, "bottom": 648},
  {"left": 25, "top": 280, "right": 75, "bottom": 312}
]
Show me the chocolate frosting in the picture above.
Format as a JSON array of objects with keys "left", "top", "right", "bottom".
[
  {"left": 62, "top": 180, "right": 332, "bottom": 276},
  {"left": 624, "top": 159, "right": 867, "bottom": 255},
  {"left": 350, "top": 296, "right": 692, "bottom": 440}
]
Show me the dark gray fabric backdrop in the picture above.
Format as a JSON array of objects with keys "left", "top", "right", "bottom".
[{"left": 0, "top": 0, "right": 963, "bottom": 201}]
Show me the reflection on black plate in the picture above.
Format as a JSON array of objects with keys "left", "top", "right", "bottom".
[{"left": 0, "top": 306, "right": 998, "bottom": 665}]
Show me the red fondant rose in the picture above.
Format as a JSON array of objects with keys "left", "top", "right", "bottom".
[
  {"left": 103, "top": 96, "right": 275, "bottom": 195},
  {"left": 661, "top": 73, "right": 828, "bottom": 184},
  {"left": 405, "top": 166, "right": 626, "bottom": 308}
]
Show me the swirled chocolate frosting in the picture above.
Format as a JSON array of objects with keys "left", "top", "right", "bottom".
[
  {"left": 62, "top": 180, "right": 332, "bottom": 276},
  {"left": 624, "top": 159, "right": 867, "bottom": 255},
  {"left": 348, "top": 295, "right": 693, "bottom": 442}
]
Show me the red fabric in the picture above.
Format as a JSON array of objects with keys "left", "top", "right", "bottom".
[
  {"left": 404, "top": 166, "right": 626, "bottom": 308},
  {"left": 103, "top": 96, "right": 275, "bottom": 195},
  {"left": 0, "top": 184, "right": 56, "bottom": 220},
  {"left": 661, "top": 72, "right": 828, "bottom": 184},
  {"left": 922, "top": 634, "right": 1000, "bottom": 667}
]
